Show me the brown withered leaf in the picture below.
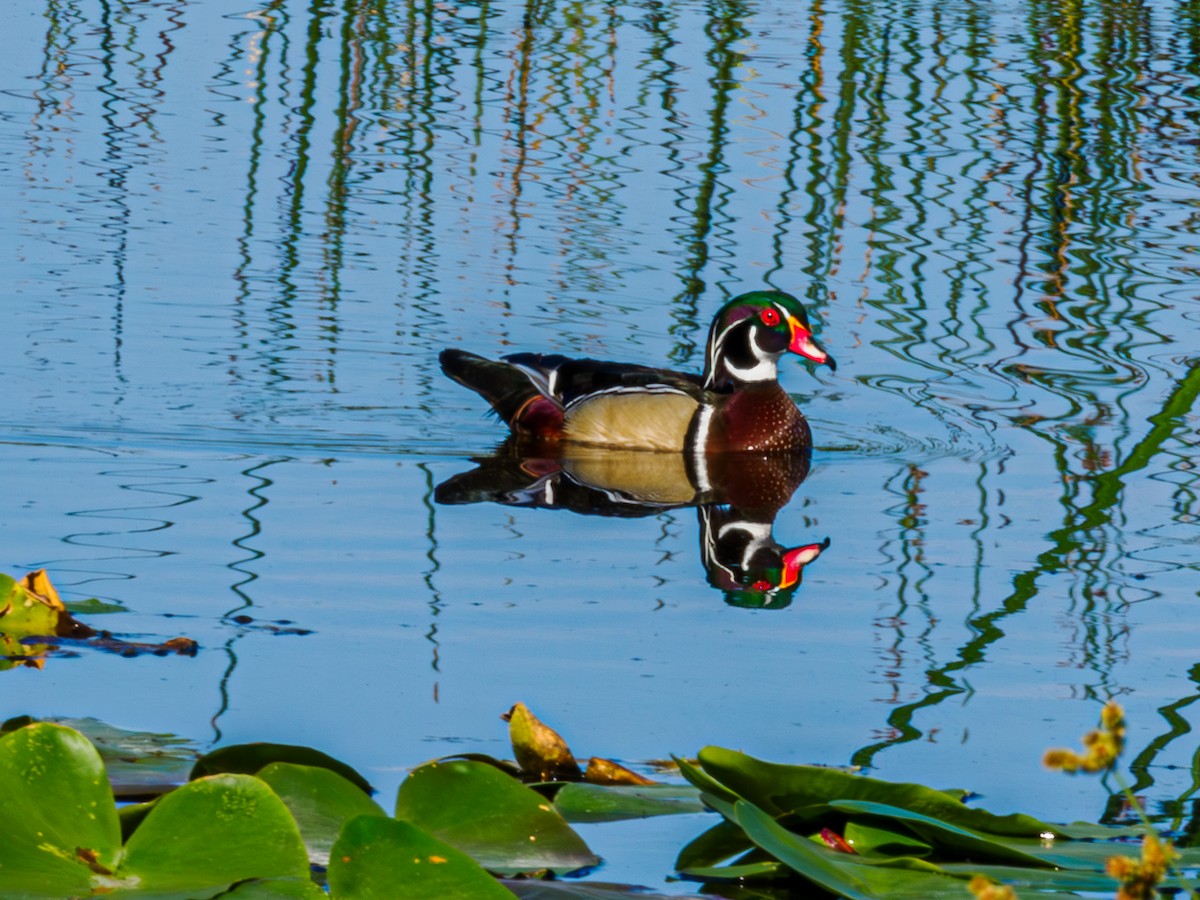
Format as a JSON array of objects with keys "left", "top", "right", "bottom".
[
  {"left": 0, "top": 570, "right": 197, "bottom": 664},
  {"left": 584, "top": 757, "right": 657, "bottom": 786},
  {"left": 81, "top": 633, "right": 198, "bottom": 658},
  {"left": 5, "top": 569, "right": 94, "bottom": 639},
  {"left": 502, "top": 702, "right": 582, "bottom": 782},
  {"left": 20, "top": 569, "right": 67, "bottom": 610}
]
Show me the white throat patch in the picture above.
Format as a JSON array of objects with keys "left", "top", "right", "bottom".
[{"left": 721, "top": 353, "right": 777, "bottom": 383}]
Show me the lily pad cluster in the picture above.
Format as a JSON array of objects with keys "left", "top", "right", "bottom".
[
  {"left": 0, "top": 705, "right": 1193, "bottom": 898},
  {"left": 0, "top": 705, "right": 697, "bottom": 899},
  {"left": 673, "top": 746, "right": 1200, "bottom": 898}
]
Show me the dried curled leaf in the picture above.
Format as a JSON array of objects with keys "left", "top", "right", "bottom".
[
  {"left": 2, "top": 570, "right": 93, "bottom": 639},
  {"left": 502, "top": 703, "right": 581, "bottom": 782},
  {"left": 584, "top": 757, "right": 656, "bottom": 786},
  {"left": 20, "top": 570, "right": 67, "bottom": 611}
]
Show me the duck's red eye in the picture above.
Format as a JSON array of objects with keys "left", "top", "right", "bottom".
[
  {"left": 751, "top": 580, "right": 772, "bottom": 591},
  {"left": 759, "top": 308, "right": 781, "bottom": 327}
]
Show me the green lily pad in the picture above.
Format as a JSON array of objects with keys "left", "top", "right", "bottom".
[
  {"left": 833, "top": 799, "right": 1186, "bottom": 873},
  {"left": 940, "top": 861, "right": 1122, "bottom": 892},
  {"left": 673, "top": 755, "right": 741, "bottom": 807},
  {"left": 1054, "top": 820, "right": 1144, "bottom": 839},
  {"left": 829, "top": 799, "right": 1054, "bottom": 868},
  {"left": 674, "top": 860, "right": 787, "bottom": 882},
  {"left": 256, "top": 762, "right": 386, "bottom": 863},
  {"left": 395, "top": 759, "right": 598, "bottom": 875},
  {"left": 1, "top": 716, "right": 197, "bottom": 798},
  {"left": 64, "top": 598, "right": 128, "bottom": 616},
  {"left": 439, "top": 752, "right": 524, "bottom": 778},
  {"left": 191, "top": 741, "right": 372, "bottom": 795},
  {"left": 117, "top": 773, "right": 311, "bottom": 897},
  {"left": 54, "top": 717, "right": 196, "bottom": 797},
  {"left": 553, "top": 782, "right": 704, "bottom": 823},
  {"left": 843, "top": 820, "right": 931, "bottom": 858},
  {"left": 0, "top": 722, "right": 122, "bottom": 897},
  {"left": 0, "top": 724, "right": 307, "bottom": 898},
  {"left": 674, "top": 818, "right": 754, "bottom": 870},
  {"left": 733, "top": 800, "right": 970, "bottom": 900},
  {"left": 328, "top": 814, "right": 517, "bottom": 899},
  {"left": 695, "top": 747, "right": 1063, "bottom": 837}
]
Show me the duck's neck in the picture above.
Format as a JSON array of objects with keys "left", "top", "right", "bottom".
[{"left": 703, "top": 325, "right": 780, "bottom": 391}]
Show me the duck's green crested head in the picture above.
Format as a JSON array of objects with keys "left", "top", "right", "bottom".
[{"left": 703, "top": 290, "right": 835, "bottom": 391}]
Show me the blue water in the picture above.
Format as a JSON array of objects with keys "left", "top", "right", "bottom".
[{"left": 3, "top": 0, "right": 1200, "bottom": 889}]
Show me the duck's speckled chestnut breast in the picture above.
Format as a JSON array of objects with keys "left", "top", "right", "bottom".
[{"left": 708, "top": 384, "right": 811, "bottom": 453}]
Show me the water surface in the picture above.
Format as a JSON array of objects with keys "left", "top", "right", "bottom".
[{"left": 2, "top": 0, "right": 1199, "bottom": 888}]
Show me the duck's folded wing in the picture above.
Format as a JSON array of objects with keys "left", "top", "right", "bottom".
[{"left": 502, "top": 352, "right": 705, "bottom": 405}]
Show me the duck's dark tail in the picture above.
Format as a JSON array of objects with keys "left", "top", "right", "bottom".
[{"left": 439, "top": 349, "right": 564, "bottom": 436}]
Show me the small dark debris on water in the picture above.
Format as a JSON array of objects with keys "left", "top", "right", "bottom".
[{"left": 227, "top": 614, "right": 312, "bottom": 636}]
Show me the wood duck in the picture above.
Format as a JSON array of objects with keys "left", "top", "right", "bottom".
[{"left": 440, "top": 290, "right": 835, "bottom": 465}]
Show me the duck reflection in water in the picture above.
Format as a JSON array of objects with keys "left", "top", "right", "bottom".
[{"left": 436, "top": 442, "right": 829, "bottom": 609}]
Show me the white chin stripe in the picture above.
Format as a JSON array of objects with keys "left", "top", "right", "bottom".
[
  {"left": 718, "top": 521, "right": 772, "bottom": 569},
  {"left": 722, "top": 356, "right": 777, "bottom": 383}
]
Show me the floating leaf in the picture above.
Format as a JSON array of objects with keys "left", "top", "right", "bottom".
[
  {"left": 0, "top": 722, "right": 122, "bottom": 896},
  {"left": 395, "top": 758, "right": 598, "bottom": 875},
  {"left": 1055, "top": 820, "right": 1144, "bottom": 840},
  {"left": 69, "top": 633, "right": 199, "bottom": 658},
  {"left": 553, "top": 782, "right": 704, "bottom": 823},
  {"left": 18, "top": 569, "right": 65, "bottom": 608},
  {"left": 504, "top": 703, "right": 582, "bottom": 782},
  {"left": 0, "top": 571, "right": 90, "bottom": 640},
  {"left": 829, "top": 799, "right": 1054, "bottom": 868},
  {"left": 63, "top": 597, "right": 127, "bottom": 616},
  {"left": 674, "top": 859, "right": 787, "bottom": 883},
  {"left": 697, "top": 747, "right": 1062, "bottom": 837},
  {"left": 0, "top": 572, "right": 197, "bottom": 664},
  {"left": 191, "top": 741, "right": 372, "bottom": 794},
  {"left": 256, "top": 762, "right": 386, "bottom": 864},
  {"left": 733, "top": 800, "right": 969, "bottom": 900},
  {"left": 0, "top": 723, "right": 314, "bottom": 899},
  {"left": 328, "top": 814, "right": 516, "bottom": 899},
  {"left": 843, "top": 820, "right": 932, "bottom": 858},
  {"left": 439, "top": 752, "right": 524, "bottom": 778},
  {"left": 27, "top": 716, "right": 198, "bottom": 798},
  {"left": 673, "top": 754, "right": 741, "bottom": 807},
  {"left": 940, "top": 861, "right": 1122, "bottom": 892},
  {"left": 674, "top": 818, "right": 755, "bottom": 871},
  {"left": 118, "top": 773, "right": 310, "bottom": 895},
  {"left": 583, "top": 757, "right": 656, "bottom": 786}
]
